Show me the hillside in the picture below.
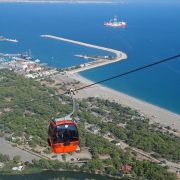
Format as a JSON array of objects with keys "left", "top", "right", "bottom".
[{"left": 0, "top": 69, "right": 178, "bottom": 179}]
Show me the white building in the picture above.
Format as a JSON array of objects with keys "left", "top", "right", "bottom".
[
  {"left": 0, "top": 162, "right": 4, "bottom": 168},
  {"left": 12, "top": 165, "right": 24, "bottom": 171}
]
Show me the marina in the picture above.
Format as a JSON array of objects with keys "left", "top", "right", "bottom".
[{"left": 41, "top": 35, "right": 127, "bottom": 73}]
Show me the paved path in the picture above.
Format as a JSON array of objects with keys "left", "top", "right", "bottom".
[{"left": 0, "top": 137, "right": 40, "bottom": 162}]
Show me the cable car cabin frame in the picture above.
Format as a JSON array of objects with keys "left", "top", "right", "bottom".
[{"left": 48, "top": 118, "right": 79, "bottom": 153}]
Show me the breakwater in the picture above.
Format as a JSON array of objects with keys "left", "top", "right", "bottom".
[{"left": 41, "top": 34, "right": 127, "bottom": 73}]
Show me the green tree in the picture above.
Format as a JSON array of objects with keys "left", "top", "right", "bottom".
[
  {"left": 13, "top": 155, "right": 21, "bottom": 163},
  {"left": 105, "top": 166, "right": 118, "bottom": 175}
]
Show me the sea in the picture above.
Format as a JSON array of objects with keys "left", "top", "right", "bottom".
[
  {"left": 0, "top": 170, "right": 116, "bottom": 180},
  {"left": 0, "top": 2, "right": 180, "bottom": 114}
]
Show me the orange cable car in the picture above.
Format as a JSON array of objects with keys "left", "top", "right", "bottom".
[
  {"left": 47, "top": 89, "right": 79, "bottom": 153},
  {"left": 48, "top": 118, "right": 79, "bottom": 153}
]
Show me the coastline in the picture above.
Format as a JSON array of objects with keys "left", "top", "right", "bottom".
[
  {"left": 69, "top": 73, "right": 180, "bottom": 132},
  {"left": 0, "top": 0, "right": 123, "bottom": 4},
  {"left": 1, "top": 60, "right": 179, "bottom": 132}
]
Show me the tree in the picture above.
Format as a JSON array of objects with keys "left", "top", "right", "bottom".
[
  {"left": 105, "top": 166, "right": 118, "bottom": 175},
  {"left": 0, "top": 154, "right": 10, "bottom": 162},
  {"left": 13, "top": 155, "right": 21, "bottom": 163},
  {"left": 62, "top": 154, "right": 67, "bottom": 161},
  {"left": 86, "top": 159, "right": 103, "bottom": 172}
]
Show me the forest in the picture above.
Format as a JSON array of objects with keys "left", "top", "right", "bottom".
[{"left": 0, "top": 69, "right": 178, "bottom": 180}]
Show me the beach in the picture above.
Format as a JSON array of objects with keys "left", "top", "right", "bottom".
[{"left": 68, "top": 73, "right": 180, "bottom": 132}]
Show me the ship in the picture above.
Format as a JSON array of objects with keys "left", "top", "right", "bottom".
[{"left": 104, "top": 16, "right": 126, "bottom": 28}]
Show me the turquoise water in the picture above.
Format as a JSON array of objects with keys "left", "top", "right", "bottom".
[{"left": 0, "top": 2, "right": 180, "bottom": 114}]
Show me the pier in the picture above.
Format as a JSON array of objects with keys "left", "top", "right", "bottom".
[
  {"left": 0, "top": 36, "right": 18, "bottom": 43},
  {"left": 74, "top": 54, "right": 96, "bottom": 60},
  {"left": 41, "top": 34, "right": 127, "bottom": 73},
  {"left": 0, "top": 53, "right": 21, "bottom": 57}
]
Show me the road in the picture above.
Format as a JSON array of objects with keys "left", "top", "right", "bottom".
[{"left": 0, "top": 137, "right": 40, "bottom": 162}]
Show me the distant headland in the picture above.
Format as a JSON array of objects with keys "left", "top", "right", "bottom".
[{"left": 0, "top": 0, "right": 125, "bottom": 4}]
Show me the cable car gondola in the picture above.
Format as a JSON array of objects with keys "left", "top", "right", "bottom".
[
  {"left": 47, "top": 89, "right": 79, "bottom": 153},
  {"left": 48, "top": 118, "right": 79, "bottom": 153}
]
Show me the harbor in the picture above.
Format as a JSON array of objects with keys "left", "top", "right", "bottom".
[
  {"left": 0, "top": 35, "right": 127, "bottom": 75},
  {"left": 0, "top": 3, "right": 180, "bottom": 179},
  {"left": 41, "top": 35, "right": 127, "bottom": 74}
]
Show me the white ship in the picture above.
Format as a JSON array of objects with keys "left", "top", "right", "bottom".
[{"left": 104, "top": 16, "right": 126, "bottom": 28}]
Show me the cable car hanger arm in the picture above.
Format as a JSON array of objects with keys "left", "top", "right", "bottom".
[{"left": 64, "top": 88, "right": 77, "bottom": 120}]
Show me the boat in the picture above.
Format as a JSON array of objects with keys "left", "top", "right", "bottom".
[
  {"left": 104, "top": 16, "right": 126, "bottom": 28},
  {"left": 34, "top": 59, "right": 40, "bottom": 63}
]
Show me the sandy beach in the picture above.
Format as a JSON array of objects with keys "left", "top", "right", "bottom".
[{"left": 68, "top": 73, "right": 180, "bottom": 132}]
